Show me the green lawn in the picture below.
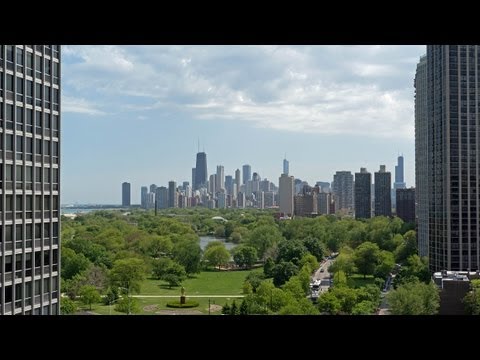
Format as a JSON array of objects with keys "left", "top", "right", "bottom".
[
  {"left": 348, "top": 274, "right": 376, "bottom": 288},
  {"left": 77, "top": 296, "right": 242, "bottom": 315},
  {"left": 139, "top": 268, "right": 263, "bottom": 296}
]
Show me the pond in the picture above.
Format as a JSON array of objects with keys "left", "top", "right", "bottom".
[{"left": 199, "top": 236, "right": 238, "bottom": 251}]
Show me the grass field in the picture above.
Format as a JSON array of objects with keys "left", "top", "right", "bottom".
[
  {"left": 348, "top": 274, "right": 376, "bottom": 288},
  {"left": 139, "top": 267, "right": 263, "bottom": 296}
]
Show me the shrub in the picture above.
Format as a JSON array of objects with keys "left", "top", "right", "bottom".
[{"left": 166, "top": 300, "right": 199, "bottom": 308}]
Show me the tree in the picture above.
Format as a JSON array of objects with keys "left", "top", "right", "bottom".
[
  {"left": 230, "top": 231, "right": 242, "bottom": 244},
  {"left": 329, "top": 251, "right": 356, "bottom": 278},
  {"left": 272, "top": 261, "right": 298, "bottom": 287},
  {"left": 224, "top": 222, "right": 235, "bottom": 239},
  {"left": 239, "top": 299, "right": 249, "bottom": 315},
  {"left": 282, "top": 276, "right": 305, "bottom": 300},
  {"left": 232, "top": 245, "right": 258, "bottom": 269},
  {"left": 277, "top": 239, "right": 307, "bottom": 266},
  {"left": 163, "top": 274, "right": 182, "bottom": 288},
  {"left": 387, "top": 280, "right": 440, "bottom": 315},
  {"left": 152, "top": 258, "right": 174, "bottom": 280},
  {"left": 303, "top": 236, "right": 326, "bottom": 262},
  {"left": 79, "top": 285, "right": 101, "bottom": 310},
  {"left": 463, "top": 279, "right": 480, "bottom": 315},
  {"left": 394, "top": 230, "right": 417, "bottom": 263},
  {"left": 245, "top": 272, "right": 264, "bottom": 293},
  {"left": 214, "top": 225, "right": 225, "bottom": 238},
  {"left": 317, "top": 291, "right": 341, "bottom": 314},
  {"left": 203, "top": 244, "right": 231, "bottom": 269},
  {"left": 353, "top": 242, "right": 380, "bottom": 278},
  {"left": 246, "top": 225, "right": 283, "bottom": 260},
  {"left": 84, "top": 265, "right": 108, "bottom": 292},
  {"left": 115, "top": 297, "right": 141, "bottom": 314},
  {"left": 222, "top": 302, "right": 231, "bottom": 315},
  {"left": 243, "top": 281, "right": 253, "bottom": 295},
  {"left": 299, "top": 254, "right": 319, "bottom": 274},
  {"left": 263, "top": 257, "right": 275, "bottom": 278},
  {"left": 142, "top": 235, "right": 173, "bottom": 258},
  {"left": 374, "top": 250, "right": 395, "bottom": 279},
  {"left": 61, "top": 248, "right": 91, "bottom": 280},
  {"left": 110, "top": 258, "right": 146, "bottom": 295},
  {"left": 230, "top": 300, "right": 239, "bottom": 315},
  {"left": 351, "top": 300, "right": 376, "bottom": 315},
  {"left": 60, "top": 297, "right": 77, "bottom": 315},
  {"left": 172, "top": 239, "right": 202, "bottom": 274}
]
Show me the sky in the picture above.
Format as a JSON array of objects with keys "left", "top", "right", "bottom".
[{"left": 61, "top": 45, "right": 426, "bottom": 205}]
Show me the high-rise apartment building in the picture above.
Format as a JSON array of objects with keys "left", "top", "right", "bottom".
[
  {"left": 156, "top": 186, "right": 168, "bottom": 209},
  {"left": 396, "top": 188, "right": 415, "bottom": 223},
  {"left": 317, "top": 192, "right": 331, "bottom": 215},
  {"left": 421, "top": 45, "right": 480, "bottom": 272},
  {"left": 122, "top": 182, "right": 131, "bottom": 206},
  {"left": 1, "top": 45, "right": 61, "bottom": 315},
  {"left": 234, "top": 169, "right": 241, "bottom": 195},
  {"left": 140, "top": 186, "right": 148, "bottom": 209},
  {"left": 279, "top": 173, "right": 294, "bottom": 216},
  {"left": 168, "top": 181, "right": 177, "bottom": 208},
  {"left": 194, "top": 152, "right": 207, "bottom": 190},
  {"left": 242, "top": 164, "right": 251, "bottom": 185},
  {"left": 332, "top": 171, "right": 353, "bottom": 213},
  {"left": 374, "top": 165, "right": 392, "bottom": 217},
  {"left": 225, "top": 175, "right": 233, "bottom": 195},
  {"left": 415, "top": 54, "right": 428, "bottom": 258},
  {"left": 394, "top": 155, "right": 406, "bottom": 190},
  {"left": 354, "top": 168, "right": 371, "bottom": 219},
  {"left": 216, "top": 165, "right": 224, "bottom": 192}
]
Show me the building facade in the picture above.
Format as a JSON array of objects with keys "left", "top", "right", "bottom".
[
  {"left": 424, "top": 45, "right": 480, "bottom": 272},
  {"left": 1, "top": 45, "right": 61, "bottom": 315},
  {"left": 374, "top": 165, "right": 392, "bottom": 217},
  {"left": 333, "top": 171, "right": 353, "bottom": 214},
  {"left": 242, "top": 164, "right": 251, "bottom": 185},
  {"left": 354, "top": 168, "right": 371, "bottom": 219},
  {"left": 194, "top": 152, "right": 207, "bottom": 190},
  {"left": 415, "top": 54, "right": 428, "bottom": 258},
  {"left": 122, "top": 182, "right": 131, "bottom": 206},
  {"left": 279, "top": 173, "right": 294, "bottom": 216},
  {"left": 168, "top": 181, "right": 177, "bottom": 208},
  {"left": 396, "top": 188, "right": 415, "bottom": 223}
]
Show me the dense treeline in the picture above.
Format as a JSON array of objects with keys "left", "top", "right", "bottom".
[{"left": 61, "top": 208, "right": 430, "bottom": 315}]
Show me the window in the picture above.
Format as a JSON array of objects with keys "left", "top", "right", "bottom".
[
  {"left": 16, "top": 48, "right": 24, "bottom": 65},
  {"left": 26, "top": 195, "right": 33, "bottom": 211},
  {"left": 6, "top": 195, "right": 13, "bottom": 212},
  {"left": 35, "top": 83, "right": 42, "bottom": 106},
  {"left": 16, "top": 165, "right": 23, "bottom": 181},
  {"left": 6, "top": 255, "right": 13, "bottom": 272},
  {"left": 35, "top": 110, "right": 42, "bottom": 127},
  {"left": 16, "top": 107, "right": 24, "bottom": 124},
  {"left": 53, "top": 141, "right": 59, "bottom": 157},
  {"left": 16, "top": 224, "right": 23, "bottom": 240},
  {"left": 6, "top": 134, "right": 14, "bottom": 151},
  {"left": 16, "top": 136, "right": 23, "bottom": 152},
  {"left": 44, "top": 140, "right": 51, "bottom": 155},
  {"left": 6, "top": 164, "right": 13, "bottom": 180},
  {"left": 35, "top": 138, "right": 42, "bottom": 154},
  {"left": 44, "top": 168, "right": 51, "bottom": 183},
  {"left": 35, "top": 55, "right": 42, "bottom": 72},
  {"left": 6, "top": 74, "right": 13, "bottom": 91},
  {"left": 35, "top": 167, "right": 42, "bottom": 182},
  {"left": 26, "top": 166, "right": 33, "bottom": 181},
  {"left": 26, "top": 224, "right": 33, "bottom": 239},
  {"left": 35, "top": 195, "right": 42, "bottom": 210},
  {"left": 16, "top": 78, "right": 24, "bottom": 101},
  {"left": 26, "top": 138, "right": 33, "bottom": 154},
  {"left": 26, "top": 51, "right": 33, "bottom": 76}
]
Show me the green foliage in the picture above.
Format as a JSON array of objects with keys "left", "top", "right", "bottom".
[
  {"left": 152, "top": 258, "right": 174, "bottom": 280},
  {"left": 232, "top": 245, "right": 258, "bottom": 269},
  {"left": 463, "top": 279, "right": 480, "bottom": 315},
  {"left": 283, "top": 276, "right": 305, "bottom": 300},
  {"left": 61, "top": 248, "right": 92, "bottom": 280},
  {"left": 114, "top": 297, "right": 141, "bottom": 314},
  {"left": 353, "top": 242, "right": 380, "bottom": 278},
  {"left": 222, "top": 302, "right": 231, "bottom": 314},
  {"left": 79, "top": 285, "right": 102, "bottom": 310},
  {"left": 246, "top": 225, "right": 283, "bottom": 259},
  {"left": 272, "top": 261, "right": 299, "bottom": 287},
  {"left": 166, "top": 300, "right": 199, "bottom": 308},
  {"left": 230, "top": 231, "right": 242, "bottom": 244},
  {"left": 62, "top": 273, "right": 87, "bottom": 300},
  {"left": 298, "top": 254, "right": 319, "bottom": 273},
  {"left": 230, "top": 300, "right": 239, "bottom": 315},
  {"left": 387, "top": 280, "right": 440, "bottom": 315},
  {"left": 60, "top": 297, "right": 77, "bottom": 315},
  {"left": 110, "top": 258, "right": 147, "bottom": 294},
  {"left": 163, "top": 274, "right": 182, "bottom": 288},
  {"left": 277, "top": 239, "right": 308, "bottom": 266},
  {"left": 103, "top": 287, "right": 120, "bottom": 305},
  {"left": 394, "top": 230, "right": 417, "bottom": 263},
  {"left": 83, "top": 265, "right": 108, "bottom": 292},
  {"left": 279, "top": 297, "right": 320, "bottom": 315},
  {"left": 263, "top": 257, "right": 275, "bottom": 278},
  {"left": 245, "top": 272, "right": 264, "bottom": 293},
  {"left": 303, "top": 236, "right": 326, "bottom": 262},
  {"left": 172, "top": 239, "right": 202, "bottom": 274},
  {"left": 203, "top": 243, "right": 231, "bottom": 269},
  {"left": 239, "top": 300, "right": 249, "bottom": 315},
  {"left": 317, "top": 291, "right": 341, "bottom": 314},
  {"left": 243, "top": 281, "right": 253, "bottom": 295},
  {"left": 329, "top": 251, "right": 356, "bottom": 278},
  {"left": 141, "top": 235, "right": 173, "bottom": 258},
  {"left": 374, "top": 250, "right": 395, "bottom": 279},
  {"left": 214, "top": 225, "right": 226, "bottom": 238},
  {"left": 351, "top": 300, "right": 376, "bottom": 315}
]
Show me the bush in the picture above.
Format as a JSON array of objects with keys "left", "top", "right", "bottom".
[{"left": 166, "top": 300, "right": 199, "bottom": 308}]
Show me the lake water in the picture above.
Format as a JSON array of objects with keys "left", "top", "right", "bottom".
[{"left": 199, "top": 236, "right": 238, "bottom": 251}]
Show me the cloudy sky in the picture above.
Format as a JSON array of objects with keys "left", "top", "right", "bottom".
[{"left": 61, "top": 45, "right": 426, "bottom": 205}]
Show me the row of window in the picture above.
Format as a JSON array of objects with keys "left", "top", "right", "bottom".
[
  {"left": 0, "top": 195, "right": 59, "bottom": 213},
  {"left": 0, "top": 135, "right": 59, "bottom": 156},
  {"left": 1, "top": 277, "right": 59, "bottom": 307},
  {"left": 0, "top": 165, "right": 59, "bottom": 183}
]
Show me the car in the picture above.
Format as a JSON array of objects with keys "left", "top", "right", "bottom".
[{"left": 320, "top": 268, "right": 325, "bottom": 273}]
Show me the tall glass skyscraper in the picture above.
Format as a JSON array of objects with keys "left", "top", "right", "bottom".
[
  {"left": 242, "top": 164, "right": 251, "bottom": 185},
  {"left": 122, "top": 182, "right": 131, "bottom": 206},
  {"left": 1, "top": 45, "right": 61, "bottom": 314},
  {"left": 419, "top": 45, "right": 480, "bottom": 272},
  {"left": 194, "top": 152, "right": 207, "bottom": 190}
]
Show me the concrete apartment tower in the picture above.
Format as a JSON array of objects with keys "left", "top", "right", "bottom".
[
  {"left": 374, "top": 165, "right": 392, "bottom": 217},
  {"left": 122, "top": 182, "right": 131, "bottom": 206},
  {"left": 1, "top": 45, "right": 61, "bottom": 314},
  {"left": 354, "top": 168, "right": 371, "bottom": 219},
  {"left": 419, "top": 46, "right": 480, "bottom": 272},
  {"left": 279, "top": 173, "right": 294, "bottom": 216}
]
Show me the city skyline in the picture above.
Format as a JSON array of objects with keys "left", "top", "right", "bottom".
[{"left": 61, "top": 45, "right": 424, "bottom": 204}]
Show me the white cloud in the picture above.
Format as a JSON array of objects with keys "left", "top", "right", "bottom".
[
  {"left": 63, "top": 45, "right": 425, "bottom": 139},
  {"left": 62, "top": 96, "right": 106, "bottom": 115}
]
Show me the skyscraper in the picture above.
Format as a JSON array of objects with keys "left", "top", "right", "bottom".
[
  {"left": 283, "top": 157, "right": 289, "bottom": 175},
  {"left": 209, "top": 174, "right": 216, "bottom": 195},
  {"left": 122, "top": 182, "right": 131, "bottom": 206},
  {"left": 374, "top": 165, "right": 392, "bottom": 217},
  {"left": 394, "top": 155, "right": 406, "bottom": 189},
  {"left": 191, "top": 168, "right": 196, "bottom": 190},
  {"left": 415, "top": 54, "right": 428, "bottom": 258},
  {"left": 194, "top": 152, "right": 207, "bottom": 190},
  {"left": 216, "top": 165, "right": 224, "bottom": 192},
  {"left": 333, "top": 171, "right": 354, "bottom": 213},
  {"left": 421, "top": 45, "right": 480, "bottom": 272},
  {"left": 242, "top": 164, "right": 251, "bottom": 185},
  {"left": 225, "top": 175, "right": 233, "bottom": 195},
  {"left": 168, "top": 181, "right": 177, "bottom": 208},
  {"left": 354, "top": 168, "right": 371, "bottom": 219},
  {"left": 396, "top": 188, "right": 415, "bottom": 223},
  {"left": 156, "top": 186, "right": 168, "bottom": 209},
  {"left": 279, "top": 173, "right": 294, "bottom": 216},
  {"left": 1, "top": 45, "right": 61, "bottom": 315},
  {"left": 235, "top": 168, "right": 241, "bottom": 195},
  {"left": 141, "top": 186, "right": 148, "bottom": 209}
]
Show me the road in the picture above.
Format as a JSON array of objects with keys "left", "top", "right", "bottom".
[{"left": 310, "top": 258, "right": 334, "bottom": 295}]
